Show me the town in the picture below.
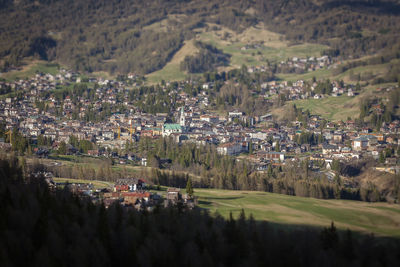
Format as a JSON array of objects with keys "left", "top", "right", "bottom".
[
  {"left": 1, "top": 65, "right": 399, "bottom": 203},
  {"left": 2, "top": 1, "right": 400, "bottom": 265}
]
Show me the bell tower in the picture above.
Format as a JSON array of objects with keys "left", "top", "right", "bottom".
[{"left": 180, "top": 106, "right": 185, "bottom": 127}]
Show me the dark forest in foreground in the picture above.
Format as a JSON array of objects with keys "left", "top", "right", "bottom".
[{"left": 1, "top": 157, "right": 400, "bottom": 267}]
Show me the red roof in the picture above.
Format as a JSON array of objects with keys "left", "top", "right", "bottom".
[{"left": 122, "top": 192, "right": 150, "bottom": 198}]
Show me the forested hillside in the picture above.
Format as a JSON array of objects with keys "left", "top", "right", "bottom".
[
  {"left": 0, "top": 0, "right": 400, "bottom": 75},
  {"left": 1, "top": 156, "right": 400, "bottom": 266}
]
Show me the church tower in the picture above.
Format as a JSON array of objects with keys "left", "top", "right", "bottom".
[{"left": 180, "top": 106, "right": 185, "bottom": 127}]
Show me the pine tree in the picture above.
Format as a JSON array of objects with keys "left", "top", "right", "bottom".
[
  {"left": 379, "top": 151, "right": 385, "bottom": 164},
  {"left": 58, "top": 141, "right": 67, "bottom": 155},
  {"left": 186, "top": 177, "right": 194, "bottom": 197}
]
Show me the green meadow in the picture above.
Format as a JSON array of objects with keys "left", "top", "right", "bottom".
[
  {"left": 1, "top": 60, "right": 60, "bottom": 81},
  {"left": 53, "top": 177, "right": 114, "bottom": 189},
  {"left": 194, "top": 188, "right": 400, "bottom": 237},
  {"left": 48, "top": 176, "right": 400, "bottom": 237}
]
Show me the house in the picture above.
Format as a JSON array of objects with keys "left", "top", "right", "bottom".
[
  {"left": 265, "top": 152, "right": 285, "bottom": 161},
  {"left": 165, "top": 188, "right": 182, "bottom": 206},
  {"left": 121, "top": 191, "right": 151, "bottom": 206},
  {"left": 217, "top": 142, "right": 243, "bottom": 155},
  {"left": 352, "top": 135, "right": 377, "bottom": 151},
  {"left": 228, "top": 111, "right": 244, "bottom": 121},
  {"left": 322, "top": 143, "right": 338, "bottom": 155},
  {"left": 87, "top": 150, "right": 99, "bottom": 156},
  {"left": 202, "top": 83, "right": 213, "bottom": 90},
  {"left": 114, "top": 178, "right": 144, "bottom": 192},
  {"left": 257, "top": 151, "right": 285, "bottom": 161},
  {"left": 333, "top": 133, "right": 343, "bottom": 143},
  {"left": 314, "top": 94, "right": 321, "bottom": 99}
]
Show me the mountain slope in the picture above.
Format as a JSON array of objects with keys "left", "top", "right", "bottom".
[{"left": 0, "top": 0, "right": 400, "bottom": 75}]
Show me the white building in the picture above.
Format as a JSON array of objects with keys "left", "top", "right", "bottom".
[{"left": 217, "top": 142, "right": 243, "bottom": 155}]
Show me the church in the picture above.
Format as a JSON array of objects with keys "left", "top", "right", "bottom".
[{"left": 162, "top": 106, "right": 186, "bottom": 137}]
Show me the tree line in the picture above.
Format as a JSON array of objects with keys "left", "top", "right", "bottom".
[
  {"left": 180, "top": 41, "right": 230, "bottom": 73},
  {"left": 132, "top": 137, "right": 400, "bottom": 202},
  {"left": 1, "top": 155, "right": 400, "bottom": 266}
]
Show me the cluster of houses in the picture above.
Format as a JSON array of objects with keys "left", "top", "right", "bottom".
[
  {"left": 246, "top": 55, "right": 336, "bottom": 74},
  {"left": 51, "top": 177, "right": 195, "bottom": 210},
  {"left": 259, "top": 79, "right": 358, "bottom": 101},
  {"left": 1, "top": 68, "right": 400, "bottom": 174}
]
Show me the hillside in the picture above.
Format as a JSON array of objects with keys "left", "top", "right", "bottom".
[
  {"left": 194, "top": 188, "right": 400, "bottom": 237},
  {"left": 2, "top": 157, "right": 400, "bottom": 266},
  {"left": 1, "top": 0, "right": 400, "bottom": 77},
  {"left": 43, "top": 178, "right": 400, "bottom": 237}
]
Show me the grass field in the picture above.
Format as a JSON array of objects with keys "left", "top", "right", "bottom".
[
  {"left": 277, "top": 68, "right": 332, "bottom": 82},
  {"left": 271, "top": 94, "right": 360, "bottom": 122},
  {"left": 146, "top": 23, "right": 328, "bottom": 83},
  {"left": 146, "top": 39, "right": 199, "bottom": 84},
  {"left": 1, "top": 60, "right": 60, "bottom": 81},
  {"left": 292, "top": 95, "right": 358, "bottom": 121},
  {"left": 193, "top": 189, "right": 400, "bottom": 237},
  {"left": 48, "top": 175, "right": 400, "bottom": 237},
  {"left": 53, "top": 177, "right": 114, "bottom": 189},
  {"left": 277, "top": 57, "right": 397, "bottom": 83},
  {"left": 272, "top": 79, "right": 397, "bottom": 121},
  {"left": 197, "top": 24, "right": 328, "bottom": 69}
]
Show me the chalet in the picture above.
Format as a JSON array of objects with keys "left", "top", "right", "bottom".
[{"left": 165, "top": 188, "right": 182, "bottom": 206}]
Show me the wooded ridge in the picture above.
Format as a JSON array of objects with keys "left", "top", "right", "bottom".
[{"left": 1, "top": 0, "right": 400, "bottom": 75}]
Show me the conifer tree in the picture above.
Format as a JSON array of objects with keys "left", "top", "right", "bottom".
[{"left": 186, "top": 177, "right": 194, "bottom": 197}]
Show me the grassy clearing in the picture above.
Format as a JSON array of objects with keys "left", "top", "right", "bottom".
[
  {"left": 271, "top": 94, "right": 360, "bottom": 122},
  {"left": 1, "top": 60, "right": 60, "bottom": 81},
  {"left": 194, "top": 188, "right": 400, "bottom": 237},
  {"left": 146, "top": 23, "right": 327, "bottom": 83},
  {"left": 53, "top": 177, "right": 114, "bottom": 189},
  {"left": 91, "top": 71, "right": 115, "bottom": 80},
  {"left": 146, "top": 39, "right": 200, "bottom": 84},
  {"left": 277, "top": 57, "right": 396, "bottom": 83},
  {"left": 273, "top": 79, "right": 396, "bottom": 121},
  {"left": 277, "top": 68, "right": 332, "bottom": 82},
  {"left": 291, "top": 95, "right": 359, "bottom": 121},
  {"left": 197, "top": 23, "right": 328, "bottom": 69}
]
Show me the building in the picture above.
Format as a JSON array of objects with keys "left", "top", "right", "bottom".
[
  {"left": 322, "top": 143, "right": 338, "bottom": 155},
  {"left": 352, "top": 135, "right": 377, "bottom": 151},
  {"left": 164, "top": 188, "right": 182, "bottom": 206},
  {"left": 114, "top": 178, "right": 144, "bottom": 192},
  {"left": 217, "top": 142, "right": 243, "bottom": 155},
  {"left": 263, "top": 152, "right": 285, "bottom": 161},
  {"left": 180, "top": 106, "right": 186, "bottom": 127},
  {"left": 162, "top": 123, "right": 183, "bottom": 137}
]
